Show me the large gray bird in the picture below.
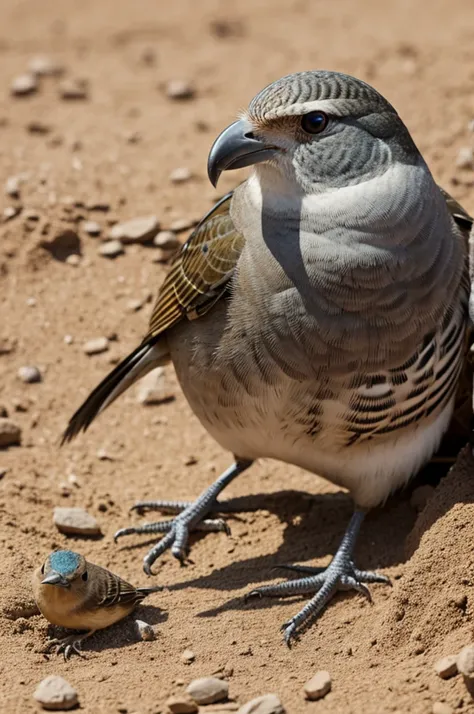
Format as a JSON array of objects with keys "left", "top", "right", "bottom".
[{"left": 63, "top": 70, "right": 473, "bottom": 644}]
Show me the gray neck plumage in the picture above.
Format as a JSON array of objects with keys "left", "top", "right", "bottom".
[{"left": 231, "top": 159, "right": 465, "bottom": 369}]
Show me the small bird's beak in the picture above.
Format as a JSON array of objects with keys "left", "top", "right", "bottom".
[
  {"left": 41, "top": 570, "right": 70, "bottom": 588},
  {"left": 207, "top": 119, "right": 279, "bottom": 187}
]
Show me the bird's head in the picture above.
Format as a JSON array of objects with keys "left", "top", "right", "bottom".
[
  {"left": 40, "top": 550, "right": 87, "bottom": 588},
  {"left": 207, "top": 70, "right": 419, "bottom": 195}
]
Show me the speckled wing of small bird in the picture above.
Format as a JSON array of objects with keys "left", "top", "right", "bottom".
[
  {"left": 32, "top": 550, "right": 161, "bottom": 658},
  {"left": 62, "top": 70, "right": 473, "bottom": 645}
]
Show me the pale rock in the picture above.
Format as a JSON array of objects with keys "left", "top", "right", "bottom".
[
  {"left": 53, "top": 506, "right": 101, "bottom": 536},
  {"left": 59, "top": 78, "right": 88, "bottom": 100},
  {"left": 434, "top": 655, "right": 458, "bottom": 679},
  {"left": 135, "top": 619, "right": 156, "bottom": 641},
  {"left": 170, "top": 167, "right": 192, "bottom": 184},
  {"left": 166, "top": 80, "right": 195, "bottom": 100},
  {"left": 237, "top": 694, "right": 286, "bottom": 714},
  {"left": 136, "top": 367, "right": 175, "bottom": 405},
  {"left": 304, "top": 671, "right": 332, "bottom": 700},
  {"left": 11, "top": 73, "right": 38, "bottom": 96},
  {"left": 98, "top": 240, "right": 124, "bottom": 258},
  {"left": 83, "top": 337, "right": 109, "bottom": 355},
  {"left": 457, "top": 644, "right": 474, "bottom": 677},
  {"left": 153, "top": 231, "right": 181, "bottom": 250},
  {"left": 166, "top": 696, "right": 198, "bottom": 714},
  {"left": 33, "top": 675, "right": 78, "bottom": 710},
  {"left": 186, "top": 677, "right": 228, "bottom": 705},
  {"left": 82, "top": 220, "right": 101, "bottom": 236},
  {"left": 181, "top": 649, "right": 195, "bottom": 664},
  {"left": 18, "top": 365, "right": 42, "bottom": 383},
  {"left": 109, "top": 216, "right": 159, "bottom": 244}
]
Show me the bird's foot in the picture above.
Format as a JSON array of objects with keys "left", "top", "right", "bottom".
[
  {"left": 246, "top": 510, "right": 390, "bottom": 646},
  {"left": 47, "top": 632, "right": 91, "bottom": 660},
  {"left": 114, "top": 460, "right": 253, "bottom": 574}
]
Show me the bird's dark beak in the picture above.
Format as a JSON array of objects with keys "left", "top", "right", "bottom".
[
  {"left": 41, "top": 570, "right": 70, "bottom": 588},
  {"left": 207, "top": 119, "right": 278, "bottom": 187}
]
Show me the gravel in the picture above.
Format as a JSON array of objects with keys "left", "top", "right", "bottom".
[
  {"left": 166, "top": 696, "right": 198, "bottom": 714},
  {"left": 33, "top": 675, "right": 78, "bottom": 710},
  {"left": 136, "top": 367, "right": 175, "bottom": 405},
  {"left": 457, "top": 644, "right": 474, "bottom": 677},
  {"left": 181, "top": 649, "right": 196, "bottom": 664},
  {"left": 166, "top": 80, "right": 195, "bottom": 100}
]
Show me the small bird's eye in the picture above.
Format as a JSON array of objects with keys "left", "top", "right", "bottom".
[
  {"left": 82, "top": 571, "right": 88, "bottom": 582},
  {"left": 301, "top": 111, "right": 328, "bottom": 135}
]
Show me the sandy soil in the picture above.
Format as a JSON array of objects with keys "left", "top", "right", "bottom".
[{"left": 2, "top": 0, "right": 474, "bottom": 712}]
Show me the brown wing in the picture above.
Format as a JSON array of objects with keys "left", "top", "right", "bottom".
[
  {"left": 145, "top": 191, "right": 245, "bottom": 340},
  {"left": 93, "top": 567, "right": 159, "bottom": 609}
]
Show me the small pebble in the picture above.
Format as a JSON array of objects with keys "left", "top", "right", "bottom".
[
  {"left": 5, "top": 175, "right": 21, "bottom": 198},
  {"left": 166, "top": 80, "right": 195, "bottom": 100},
  {"left": 109, "top": 216, "right": 160, "bottom": 244},
  {"left": 166, "top": 696, "right": 198, "bottom": 714},
  {"left": 0, "top": 418, "right": 21, "bottom": 448},
  {"left": 457, "top": 645, "right": 474, "bottom": 677},
  {"left": 0, "top": 467, "right": 7, "bottom": 479},
  {"left": 83, "top": 337, "right": 109, "bottom": 355},
  {"left": 154, "top": 231, "right": 181, "bottom": 250},
  {"left": 53, "top": 506, "right": 101, "bottom": 536},
  {"left": 18, "top": 365, "right": 42, "bottom": 383},
  {"left": 135, "top": 619, "right": 156, "bottom": 641},
  {"left": 82, "top": 220, "right": 101, "bottom": 236},
  {"left": 169, "top": 217, "right": 196, "bottom": 232},
  {"left": 66, "top": 254, "right": 81, "bottom": 266},
  {"left": 11, "top": 73, "right": 38, "bottom": 96},
  {"left": 29, "top": 56, "right": 64, "bottom": 77},
  {"left": 304, "top": 671, "right": 332, "bottom": 701},
  {"left": 3, "top": 206, "right": 20, "bottom": 220},
  {"left": 98, "top": 240, "right": 124, "bottom": 258},
  {"left": 59, "top": 78, "right": 88, "bottom": 100},
  {"left": 33, "top": 675, "right": 78, "bottom": 710},
  {"left": 432, "top": 703, "right": 453, "bottom": 714},
  {"left": 237, "top": 694, "right": 285, "bottom": 714},
  {"left": 434, "top": 655, "right": 458, "bottom": 679},
  {"left": 456, "top": 147, "right": 473, "bottom": 169},
  {"left": 410, "top": 484, "right": 435, "bottom": 511},
  {"left": 136, "top": 367, "right": 175, "bottom": 405},
  {"left": 170, "top": 167, "right": 192, "bottom": 184},
  {"left": 186, "top": 677, "right": 228, "bottom": 705},
  {"left": 127, "top": 298, "right": 144, "bottom": 312},
  {"left": 181, "top": 649, "right": 195, "bottom": 664}
]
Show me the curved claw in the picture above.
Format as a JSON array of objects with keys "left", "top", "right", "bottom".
[
  {"left": 281, "top": 621, "right": 297, "bottom": 647},
  {"left": 244, "top": 589, "right": 262, "bottom": 602},
  {"left": 114, "top": 526, "right": 137, "bottom": 542}
]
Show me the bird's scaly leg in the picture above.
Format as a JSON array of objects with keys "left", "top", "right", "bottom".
[
  {"left": 114, "top": 460, "right": 253, "bottom": 574},
  {"left": 246, "top": 509, "right": 390, "bottom": 646},
  {"left": 47, "top": 629, "right": 95, "bottom": 660}
]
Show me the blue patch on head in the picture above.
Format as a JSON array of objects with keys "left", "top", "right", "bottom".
[{"left": 49, "top": 550, "right": 81, "bottom": 576}]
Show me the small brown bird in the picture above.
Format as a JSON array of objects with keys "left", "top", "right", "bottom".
[{"left": 32, "top": 550, "right": 161, "bottom": 658}]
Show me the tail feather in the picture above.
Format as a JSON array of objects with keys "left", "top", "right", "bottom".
[{"left": 61, "top": 338, "right": 168, "bottom": 444}]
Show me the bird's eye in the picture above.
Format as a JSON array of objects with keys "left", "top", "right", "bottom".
[
  {"left": 82, "top": 571, "right": 88, "bottom": 582},
  {"left": 301, "top": 111, "right": 328, "bottom": 135}
]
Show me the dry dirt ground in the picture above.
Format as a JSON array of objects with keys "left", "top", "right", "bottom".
[{"left": 2, "top": 0, "right": 474, "bottom": 712}]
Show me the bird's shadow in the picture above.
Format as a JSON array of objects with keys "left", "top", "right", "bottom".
[{"left": 45, "top": 604, "right": 167, "bottom": 656}]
